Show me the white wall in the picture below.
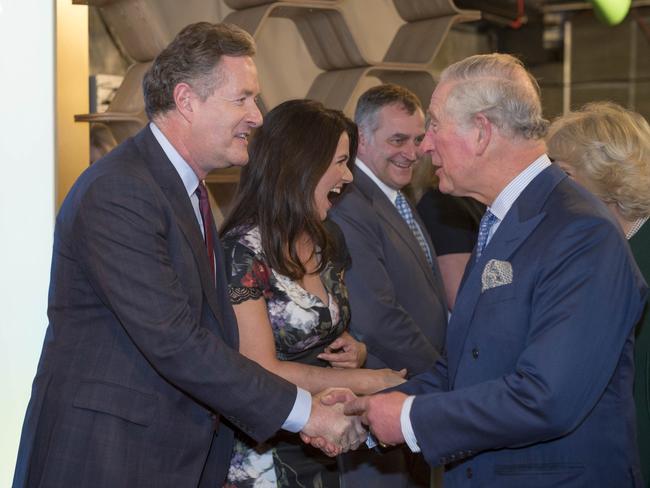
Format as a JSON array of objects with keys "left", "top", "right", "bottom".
[{"left": 0, "top": 0, "right": 56, "bottom": 485}]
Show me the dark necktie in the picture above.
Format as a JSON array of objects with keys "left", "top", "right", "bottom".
[
  {"left": 475, "top": 210, "right": 498, "bottom": 262},
  {"left": 395, "top": 191, "right": 433, "bottom": 267},
  {"left": 196, "top": 181, "right": 216, "bottom": 284}
]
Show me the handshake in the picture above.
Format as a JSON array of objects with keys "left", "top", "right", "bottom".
[{"left": 299, "top": 388, "right": 409, "bottom": 457}]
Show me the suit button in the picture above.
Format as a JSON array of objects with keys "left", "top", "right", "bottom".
[
  {"left": 466, "top": 467, "right": 473, "bottom": 479},
  {"left": 472, "top": 348, "right": 479, "bottom": 359}
]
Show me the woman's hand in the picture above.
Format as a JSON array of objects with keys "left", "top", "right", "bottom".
[
  {"left": 358, "top": 368, "right": 407, "bottom": 395},
  {"left": 318, "top": 331, "right": 367, "bottom": 368}
]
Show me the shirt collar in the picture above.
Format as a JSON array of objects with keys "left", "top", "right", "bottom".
[
  {"left": 488, "top": 154, "right": 551, "bottom": 221},
  {"left": 355, "top": 158, "right": 399, "bottom": 205},
  {"left": 150, "top": 122, "right": 200, "bottom": 198}
]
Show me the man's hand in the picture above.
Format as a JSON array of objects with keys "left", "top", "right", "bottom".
[
  {"left": 343, "top": 391, "right": 408, "bottom": 447},
  {"left": 299, "top": 388, "right": 367, "bottom": 456},
  {"left": 317, "top": 331, "right": 367, "bottom": 368}
]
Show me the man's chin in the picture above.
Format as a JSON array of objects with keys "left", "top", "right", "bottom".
[
  {"left": 227, "top": 155, "right": 250, "bottom": 167},
  {"left": 437, "top": 179, "right": 454, "bottom": 195},
  {"left": 390, "top": 169, "right": 413, "bottom": 188}
]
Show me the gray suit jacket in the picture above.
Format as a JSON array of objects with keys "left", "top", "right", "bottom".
[
  {"left": 329, "top": 167, "right": 447, "bottom": 375},
  {"left": 13, "top": 126, "right": 296, "bottom": 488}
]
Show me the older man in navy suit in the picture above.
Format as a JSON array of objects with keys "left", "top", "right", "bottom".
[
  {"left": 334, "top": 53, "right": 648, "bottom": 486},
  {"left": 13, "top": 22, "right": 363, "bottom": 488}
]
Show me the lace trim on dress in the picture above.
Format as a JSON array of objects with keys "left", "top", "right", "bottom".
[{"left": 229, "top": 286, "right": 263, "bottom": 304}]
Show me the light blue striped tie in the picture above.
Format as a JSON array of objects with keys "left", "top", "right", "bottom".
[
  {"left": 395, "top": 192, "right": 433, "bottom": 267},
  {"left": 475, "top": 210, "right": 498, "bottom": 262}
]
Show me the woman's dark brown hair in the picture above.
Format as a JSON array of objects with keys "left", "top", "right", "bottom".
[{"left": 220, "top": 99, "right": 358, "bottom": 279}]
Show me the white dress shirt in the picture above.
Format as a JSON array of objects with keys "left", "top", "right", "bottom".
[{"left": 356, "top": 158, "right": 399, "bottom": 204}]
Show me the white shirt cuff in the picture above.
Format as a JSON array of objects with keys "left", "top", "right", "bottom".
[
  {"left": 401, "top": 395, "right": 420, "bottom": 452},
  {"left": 281, "top": 387, "right": 311, "bottom": 432}
]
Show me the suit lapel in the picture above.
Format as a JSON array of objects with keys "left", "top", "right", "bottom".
[
  {"left": 133, "top": 127, "right": 230, "bottom": 337},
  {"left": 447, "top": 165, "right": 567, "bottom": 385},
  {"left": 354, "top": 169, "right": 440, "bottom": 290}
]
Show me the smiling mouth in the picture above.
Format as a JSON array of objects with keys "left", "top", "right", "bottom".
[
  {"left": 389, "top": 159, "right": 416, "bottom": 169},
  {"left": 235, "top": 133, "right": 250, "bottom": 142}
]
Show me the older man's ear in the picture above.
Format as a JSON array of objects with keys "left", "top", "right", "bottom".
[{"left": 474, "top": 112, "right": 492, "bottom": 156}]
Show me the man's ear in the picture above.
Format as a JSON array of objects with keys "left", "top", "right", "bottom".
[
  {"left": 173, "top": 83, "right": 195, "bottom": 122},
  {"left": 474, "top": 113, "right": 492, "bottom": 156},
  {"left": 357, "top": 129, "right": 370, "bottom": 157}
]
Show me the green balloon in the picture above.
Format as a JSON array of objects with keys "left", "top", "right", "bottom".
[{"left": 590, "top": 0, "right": 631, "bottom": 25}]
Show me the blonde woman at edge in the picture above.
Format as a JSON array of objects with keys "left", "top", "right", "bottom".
[{"left": 547, "top": 101, "right": 650, "bottom": 486}]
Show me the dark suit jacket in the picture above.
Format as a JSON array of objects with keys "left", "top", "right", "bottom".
[
  {"left": 399, "top": 164, "right": 648, "bottom": 487},
  {"left": 329, "top": 167, "right": 447, "bottom": 375},
  {"left": 13, "top": 126, "right": 296, "bottom": 488}
]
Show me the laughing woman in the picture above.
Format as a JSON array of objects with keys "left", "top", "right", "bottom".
[{"left": 220, "top": 99, "right": 405, "bottom": 488}]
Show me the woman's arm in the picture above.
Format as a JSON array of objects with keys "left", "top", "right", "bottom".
[{"left": 233, "top": 298, "right": 405, "bottom": 395}]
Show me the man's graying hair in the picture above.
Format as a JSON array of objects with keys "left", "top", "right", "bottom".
[
  {"left": 354, "top": 84, "right": 422, "bottom": 136},
  {"left": 143, "top": 22, "right": 256, "bottom": 119},
  {"left": 440, "top": 53, "right": 549, "bottom": 140}
]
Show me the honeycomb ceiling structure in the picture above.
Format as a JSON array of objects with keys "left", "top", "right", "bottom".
[{"left": 75, "top": 0, "right": 480, "bottom": 148}]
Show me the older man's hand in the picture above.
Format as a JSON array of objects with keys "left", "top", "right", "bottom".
[
  {"left": 342, "top": 391, "right": 408, "bottom": 447},
  {"left": 299, "top": 388, "right": 368, "bottom": 456}
]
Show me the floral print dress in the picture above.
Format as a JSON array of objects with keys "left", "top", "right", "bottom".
[{"left": 222, "top": 224, "right": 350, "bottom": 488}]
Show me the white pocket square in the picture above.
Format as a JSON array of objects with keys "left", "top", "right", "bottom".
[{"left": 481, "top": 259, "right": 513, "bottom": 292}]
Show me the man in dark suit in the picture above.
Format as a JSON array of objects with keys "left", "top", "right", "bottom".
[
  {"left": 329, "top": 84, "right": 447, "bottom": 380},
  {"left": 338, "top": 54, "right": 648, "bottom": 486},
  {"left": 328, "top": 84, "right": 447, "bottom": 486},
  {"left": 13, "top": 22, "right": 363, "bottom": 488}
]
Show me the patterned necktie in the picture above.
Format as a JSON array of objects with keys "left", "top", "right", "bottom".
[
  {"left": 395, "top": 192, "right": 433, "bottom": 267},
  {"left": 196, "top": 181, "right": 216, "bottom": 284},
  {"left": 475, "top": 210, "right": 498, "bottom": 262}
]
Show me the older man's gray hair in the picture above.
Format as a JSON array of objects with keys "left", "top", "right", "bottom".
[{"left": 440, "top": 53, "right": 549, "bottom": 140}]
